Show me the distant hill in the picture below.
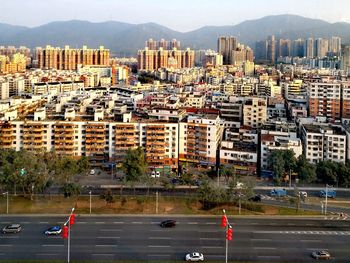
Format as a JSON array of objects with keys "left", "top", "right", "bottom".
[{"left": 0, "top": 15, "right": 349, "bottom": 55}]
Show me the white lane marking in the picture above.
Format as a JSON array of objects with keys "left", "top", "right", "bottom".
[
  {"left": 188, "top": 222, "right": 198, "bottom": 225},
  {"left": 151, "top": 222, "right": 160, "bottom": 224},
  {"left": 39, "top": 222, "right": 49, "bottom": 224},
  {"left": 0, "top": 245, "right": 12, "bottom": 247},
  {"left": 301, "top": 240, "right": 322, "bottom": 243},
  {"left": 149, "top": 237, "right": 171, "bottom": 240},
  {"left": 306, "top": 248, "right": 328, "bottom": 251},
  {"left": 148, "top": 245, "right": 170, "bottom": 248},
  {"left": 95, "top": 222, "right": 105, "bottom": 224},
  {"left": 250, "top": 222, "right": 259, "bottom": 225},
  {"left": 42, "top": 244, "right": 64, "bottom": 247},
  {"left": 113, "top": 221, "right": 124, "bottom": 224},
  {"left": 0, "top": 236, "right": 18, "bottom": 239},
  {"left": 92, "top": 254, "right": 114, "bottom": 256},
  {"left": 206, "top": 222, "right": 216, "bottom": 225},
  {"left": 205, "top": 255, "right": 225, "bottom": 258},
  {"left": 150, "top": 229, "right": 162, "bottom": 232},
  {"left": 37, "top": 253, "right": 59, "bottom": 256},
  {"left": 201, "top": 230, "right": 219, "bottom": 233},
  {"left": 77, "top": 222, "right": 87, "bottom": 224},
  {"left": 201, "top": 246, "right": 222, "bottom": 249},
  {"left": 95, "top": 245, "right": 118, "bottom": 247},
  {"left": 252, "top": 239, "right": 272, "bottom": 241},
  {"left": 20, "top": 222, "right": 30, "bottom": 224},
  {"left": 97, "top": 236, "right": 120, "bottom": 239},
  {"left": 100, "top": 229, "right": 122, "bottom": 232},
  {"left": 257, "top": 256, "right": 281, "bottom": 259},
  {"left": 132, "top": 222, "right": 142, "bottom": 224},
  {"left": 0, "top": 222, "right": 11, "bottom": 224},
  {"left": 270, "top": 223, "right": 277, "bottom": 225},
  {"left": 148, "top": 254, "right": 170, "bottom": 257},
  {"left": 200, "top": 238, "right": 221, "bottom": 241},
  {"left": 254, "top": 247, "right": 276, "bottom": 250}
]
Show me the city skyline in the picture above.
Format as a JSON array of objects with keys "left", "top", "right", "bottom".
[{"left": 1, "top": 0, "right": 350, "bottom": 32}]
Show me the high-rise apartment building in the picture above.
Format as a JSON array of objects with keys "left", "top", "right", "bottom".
[
  {"left": 301, "top": 124, "right": 346, "bottom": 164},
  {"left": 315, "top": 38, "right": 329, "bottom": 58},
  {"left": 308, "top": 82, "right": 341, "bottom": 120},
  {"left": 292, "top": 39, "right": 304, "bottom": 57},
  {"left": 304, "top": 38, "right": 314, "bottom": 58},
  {"left": 255, "top": 40, "right": 268, "bottom": 62},
  {"left": 278, "top": 39, "right": 291, "bottom": 57},
  {"left": 217, "top": 36, "right": 237, "bottom": 65},
  {"left": 341, "top": 45, "right": 350, "bottom": 72},
  {"left": 329, "top": 36, "right": 341, "bottom": 54},
  {"left": 137, "top": 47, "right": 194, "bottom": 71},
  {"left": 243, "top": 97, "right": 267, "bottom": 128},
  {"left": 145, "top": 39, "right": 181, "bottom": 50},
  {"left": 267, "top": 35, "right": 276, "bottom": 64},
  {"left": 35, "top": 45, "right": 110, "bottom": 70}
]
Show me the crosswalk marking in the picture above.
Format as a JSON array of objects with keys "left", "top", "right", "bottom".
[{"left": 254, "top": 230, "right": 350, "bottom": 235}]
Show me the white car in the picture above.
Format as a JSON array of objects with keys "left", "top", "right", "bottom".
[
  {"left": 299, "top": 191, "right": 308, "bottom": 198},
  {"left": 185, "top": 252, "right": 204, "bottom": 262},
  {"left": 150, "top": 171, "right": 160, "bottom": 178},
  {"left": 90, "top": 169, "right": 95, "bottom": 175}
]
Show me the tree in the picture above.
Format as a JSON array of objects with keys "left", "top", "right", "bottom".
[
  {"left": 198, "top": 180, "right": 226, "bottom": 209},
  {"left": 296, "top": 155, "right": 317, "bottom": 183},
  {"left": 122, "top": 147, "right": 148, "bottom": 193},
  {"left": 60, "top": 183, "right": 81, "bottom": 198},
  {"left": 77, "top": 156, "right": 90, "bottom": 174},
  {"left": 316, "top": 160, "right": 337, "bottom": 185},
  {"left": 268, "top": 150, "right": 286, "bottom": 185},
  {"left": 268, "top": 150, "right": 297, "bottom": 185},
  {"left": 220, "top": 165, "right": 239, "bottom": 183}
]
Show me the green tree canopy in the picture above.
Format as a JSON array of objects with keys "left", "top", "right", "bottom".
[{"left": 122, "top": 147, "right": 148, "bottom": 184}]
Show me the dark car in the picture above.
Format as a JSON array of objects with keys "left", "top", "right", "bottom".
[
  {"left": 160, "top": 220, "right": 176, "bottom": 228},
  {"left": 2, "top": 224, "right": 22, "bottom": 234},
  {"left": 249, "top": 195, "right": 262, "bottom": 202}
]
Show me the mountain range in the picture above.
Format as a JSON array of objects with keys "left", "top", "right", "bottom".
[{"left": 0, "top": 14, "right": 349, "bottom": 55}]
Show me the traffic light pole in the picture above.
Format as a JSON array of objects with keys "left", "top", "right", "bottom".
[
  {"left": 63, "top": 207, "right": 75, "bottom": 263},
  {"left": 225, "top": 230, "right": 228, "bottom": 263}
]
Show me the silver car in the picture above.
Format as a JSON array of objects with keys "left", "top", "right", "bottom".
[{"left": 2, "top": 224, "right": 22, "bottom": 234}]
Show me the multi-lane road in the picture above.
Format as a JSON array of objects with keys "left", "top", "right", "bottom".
[{"left": 0, "top": 215, "right": 349, "bottom": 262}]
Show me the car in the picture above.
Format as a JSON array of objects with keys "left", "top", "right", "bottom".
[
  {"left": 45, "top": 226, "right": 62, "bottom": 235},
  {"left": 270, "top": 189, "right": 287, "bottom": 197},
  {"left": 249, "top": 195, "right": 262, "bottom": 202},
  {"left": 311, "top": 250, "right": 331, "bottom": 260},
  {"left": 160, "top": 220, "right": 176, "bottom": 228},
  {"left": 150, "top": 171, "right": 160, "bottom": 178},
  {"left": 299, "top": 191, "right": 308, "bottom": 198},
  {"left": 2, "top": 224, "right": 22, "bottom": 234},
  {"left": 185, "top": 252, "right": 204, "bottom": 262},
  {"left": 90, "top": 169, "right": 95, "bottom": 175}
]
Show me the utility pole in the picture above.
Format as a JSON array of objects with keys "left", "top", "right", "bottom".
[
  {"left": 289, "top": 169, "right": 292, "bottom": 188},
  {"left": 325, "top": 184, "right": 328, "bottom": 215},
  {"left": 89, "top": 191, "right": 92, "bottom": 214},
  {"left": 156, "top": 190, "right": 159, "bottom": 214}
]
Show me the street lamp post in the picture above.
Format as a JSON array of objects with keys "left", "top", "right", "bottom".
[
  {"left": 3, "top": 192, "right": 8, "bottom": 214},
  {"left": 325, "top": 184, "right": 328, "bottom": 215},
  {"left": 89, "top": 191, "right": 92, "bottom": 214},
  {"left": 63, "top": 207, "right": 75, "bottom": 263},
  {"left": 222, "top": 209, "right": 232, "bottom": 263}
]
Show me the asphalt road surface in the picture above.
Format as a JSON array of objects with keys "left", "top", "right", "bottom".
[{"left": 0, "top": 216, "right": 349, "bottom": 262}]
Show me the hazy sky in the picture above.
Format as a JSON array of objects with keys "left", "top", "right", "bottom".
[{"left": 2, "top": 0, "right": 350, "bottom": 32}]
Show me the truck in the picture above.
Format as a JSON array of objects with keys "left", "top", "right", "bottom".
[
  {"left": 270, "top": 188, "right": 287, "bottom": 197},
  {"left": 320, "top": 189, "right": 336, "bottom": 198}
]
